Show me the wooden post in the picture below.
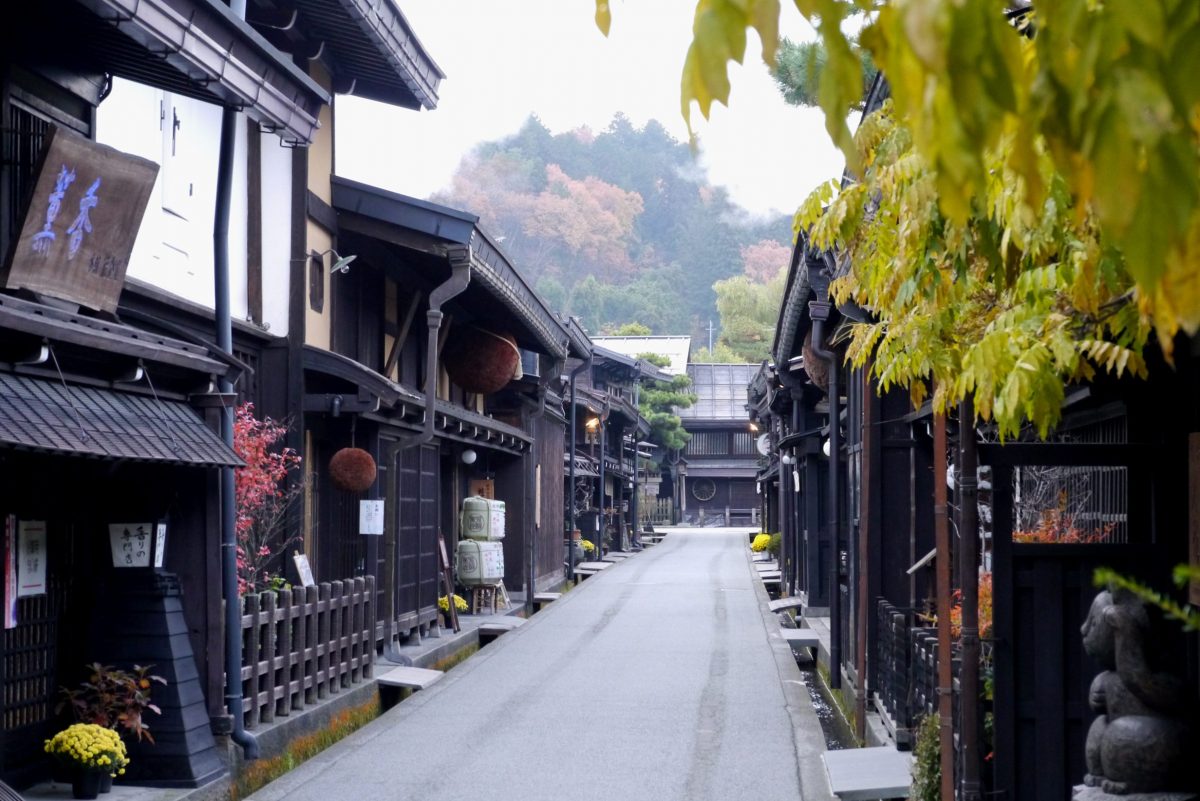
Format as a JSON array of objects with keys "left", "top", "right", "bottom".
[
  {"left": 934, "top": 411, "right": 954, "bottom": 801},
  {"left": 437, "top": 533, "right": 459, "bottom": 631},
  {"left": 277, "top": 588, "right": 293, "bottom": 717},
  {"left": 245, "top": 593, "right": 260, "bottom": 729},
  {"left": 261, "top": 590, "right": 277, "bottom": 724}
]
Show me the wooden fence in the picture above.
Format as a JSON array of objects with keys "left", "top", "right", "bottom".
[
  {"left": 641, "top": 497, "right": 674, "bottom": 526},
  {"left": 239, "top": 577, "right": 375, "bottom": 729}
]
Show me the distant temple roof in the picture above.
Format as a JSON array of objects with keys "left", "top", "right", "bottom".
[
  {"left": 679, "top": 363, "right": 759, "bottom": 421},
  {"left": 590, "top": 335, "right": 691, "bottom": 376}
]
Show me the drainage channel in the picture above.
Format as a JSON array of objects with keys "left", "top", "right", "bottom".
[{"left": 797, "top": 664, "right": 855, "bottom": 750}]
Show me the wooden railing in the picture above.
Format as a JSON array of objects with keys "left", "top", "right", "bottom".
[
  {"left": 641, "top": 497, "right": 674, "bottom": 526},
  {"left": 873, "top": 598, "right": 943, "bottom": 748},
  {"left": 238, "top": 577, "right": 375, "bottom": 729}
]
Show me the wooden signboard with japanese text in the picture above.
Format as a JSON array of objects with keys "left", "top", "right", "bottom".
[{"left": 3, "top": 125, "right": 159, "bottom": 313}]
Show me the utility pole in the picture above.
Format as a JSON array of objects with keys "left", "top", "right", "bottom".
[{"left": 707, "top": 318, "right": 715, "bottom": 352}]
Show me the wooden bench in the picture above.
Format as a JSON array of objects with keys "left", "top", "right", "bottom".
[
  {"left": 781, "top": 627, "right": 819, "bottom": 661},
  {"left": 533, "top": 592, "right": 562, "bottom": 611},
  {"left": 377, "top": 665, "right": 444, "bottom": 691},
  {"left": 755, "top": 563, "right": 779, "bottom": 572},
  {"left": 822, "top": 747, "right": 913, "bottom": 799},
  {"left": 758, "top": 570, "right": 782, "bottom": 581}
]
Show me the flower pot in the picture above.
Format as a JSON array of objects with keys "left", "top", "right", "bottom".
[{"left": 72, "top": 769, "right": 104, "bottom": 800}]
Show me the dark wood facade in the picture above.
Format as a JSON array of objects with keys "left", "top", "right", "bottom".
[{"left": 757, "top": 211, "right": 1200, "bottom": 798}]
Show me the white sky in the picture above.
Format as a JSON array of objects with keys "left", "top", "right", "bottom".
[{"left": 335, "top": 0, "right": 845, "bottom": 219}]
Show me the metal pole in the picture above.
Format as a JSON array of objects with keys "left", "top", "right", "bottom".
[
  {"left": 959, "top": 397, "right": 982, "bottom": 801},
  {"left": 597, "top": 416, "right": 606, "bottom": 557},
  {"left": 630, "top": 380, "right": 640, "bottom": 546},
  {"left": 566, "top": 357, "right": 590, "bottom": 582},
  {"left": 809, "top": 300, "right": 841, "bottom": 689},
  {"left": 934, "top": 409, "right": 954, "bottom": 801},
  {"left": 214, "top": 0, "right": 256, "bottom": 753}
]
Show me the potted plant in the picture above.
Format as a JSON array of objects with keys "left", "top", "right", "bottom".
[
  {"left": 437, "top": 593, "right": 468, "bottom": 625},
  {"left": 44, "top": 723, "right": 128, "bottom": 799},
  {"left": 58, "top": 662, "right": 166, "bottom": 744}
]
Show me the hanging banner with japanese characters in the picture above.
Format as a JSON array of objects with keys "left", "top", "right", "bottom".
[
  {"left": 2, "top": 125, "right": 159, "bottom": 313},
  {"left": 17, "top": 520, "right": 47, "bottom": 597}
]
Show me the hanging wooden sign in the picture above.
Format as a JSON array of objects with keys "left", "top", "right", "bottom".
[{"left": 2, "top": 126, "right": 158, "bottom": 313}]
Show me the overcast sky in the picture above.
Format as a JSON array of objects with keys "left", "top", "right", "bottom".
[{"left": 335, "top": 0, "right": 845, "bottom": 219}]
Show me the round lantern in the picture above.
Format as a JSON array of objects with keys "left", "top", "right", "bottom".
[
  {"left": 329, "top": 447, "right": 376, "bottom": 492},
  {"left": 443, "top": 328, "right": 522, "bottom": 395},
  {"left": 802, "top": 330, "right": 830, "bottom": 394}
]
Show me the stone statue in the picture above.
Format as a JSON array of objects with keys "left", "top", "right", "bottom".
[{"left": 1073, "top": 586, "right": 1198, "bottom": 800}]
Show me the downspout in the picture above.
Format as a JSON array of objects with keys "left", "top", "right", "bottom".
[
  {"left": 808, "top": 299, "right": 841, "bottom": 690},
  {"left": 566, "top": 354, "right": 591, "bottom": 584},
  {"left": 630, "top": 378, "right": 640, "bottom": 544},
  {"left": 526, "top": 368, "right": 554, "bottom": 615},
  {"left": 383, "top": 247, "right": 468, "bottom": 661},
  {"left": 215, "top": 0, "right": 257, "bottom": 760},
  {"left": 959, "top": 397, "right": 982, "bottom": 801},
  {"left": 401, "top": 247, "right": 471, "bottom": 450}
]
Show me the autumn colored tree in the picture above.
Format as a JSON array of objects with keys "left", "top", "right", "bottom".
[
  {"left": 739, "top": 239, "right": 790, "bottom": 282},
  {"left": 436, "top": 114, "right": 791, "bottom": 337},
  {"left": 233, "top": 403, "right": 303, "bottom": 595}
]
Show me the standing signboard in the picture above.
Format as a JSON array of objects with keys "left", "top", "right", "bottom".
[{"left": 2, "top": 125, "right": 159, "bottom": 313}]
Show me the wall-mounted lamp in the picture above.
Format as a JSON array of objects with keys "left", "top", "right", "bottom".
[
  {"left": 585, "top": 417, "right": 600, "bottom": 430},
  {"left": 461, "top": 449, "right": 477, "bottom": 465},
  {"left": 780, "top": 453, "right": 794, "bottom": 465},
  {"left": 314, "top": 248, "right": 357, "bottom": 275},
  {"left": 822, "top": 438, "right": 831, "bottom": 458},
  {"left": 749, "top": 422, "right": 759, "bottom": 432}
]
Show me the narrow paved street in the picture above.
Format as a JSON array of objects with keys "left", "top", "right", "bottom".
[{"left": 248, "top": 528, "right": 831, "bottom": 801}]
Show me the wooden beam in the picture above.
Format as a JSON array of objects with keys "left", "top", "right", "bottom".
[{"left": 384, "top": 289, "right": 421, "bottom": 380}]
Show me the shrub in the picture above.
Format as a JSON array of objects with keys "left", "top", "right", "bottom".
[
  {"left": 767, "top": 532, "right": 782, "bottom": 558},
  {"left": 911, "top": 712, "right": 941, "bottom": 801}
]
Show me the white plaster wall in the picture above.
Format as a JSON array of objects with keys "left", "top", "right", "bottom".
[
  {"left": 260, "top": 137, "right": 292, "bottom": 337},
  {"left": 96, "top": 78, "right": 248, "bottom": 318}
]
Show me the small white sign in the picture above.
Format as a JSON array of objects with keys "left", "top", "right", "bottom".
[
  {"left": 293, "top": 553, "right": 316, "bottom": 587},
  {"left": 17, "top": 520, "right": 47, "bottom": 597},
  {"left": 154, "top": 523, "right": 167, "bottom": 568},
  {"left": 359, "top": 500, "right": 384, "bottom": 536},
  {"left": 109, "top": 523, "right": 154, "bottom": 568}
]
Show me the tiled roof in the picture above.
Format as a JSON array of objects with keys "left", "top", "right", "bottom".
[
  {"left": 679, "top": 363, "right": 758, "bottom": 421},
  {"left": 0, "top": 373, "right": 241, "bottom": 466}
]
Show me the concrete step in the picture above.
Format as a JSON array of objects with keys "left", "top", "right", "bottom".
[
  {"left": 822, "top": 746, "right": 913, "bottom": 800},
  {"left": 768, "top": 597, "right": 805, "bottom": 613},
  {"left": 377, "top": 665, "right": 444, "bottom": 691}
]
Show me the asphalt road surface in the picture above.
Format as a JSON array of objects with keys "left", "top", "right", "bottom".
[{"left": 248, "top": 527, "right": 831, "bottom": 801}]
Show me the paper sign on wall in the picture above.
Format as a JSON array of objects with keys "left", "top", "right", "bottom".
[
  {"left": 293, "top": 553, "right": 316, "bottom": 587},
  {"left": 359, "top": 500, "right": 384, "bottom": 536},
  {"left": 17, "top": 521, "right": 47, "bottom": 597},
  {"left": 108, "top": 523, "right": 154, "bottom": 568}
]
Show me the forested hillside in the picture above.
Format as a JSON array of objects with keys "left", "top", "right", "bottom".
[{"left": 432, "top": 115, "right": 792, "bottom": 341}]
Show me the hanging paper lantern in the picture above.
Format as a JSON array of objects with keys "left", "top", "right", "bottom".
[
  {"left": 443, "top": 328, "right": 522, "bottom": 395},
  {"left": 329, "top": 447, "right": 376, "bottom": 492}
]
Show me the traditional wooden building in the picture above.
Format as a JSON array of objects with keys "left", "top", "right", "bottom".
[
  {"left": 0, "top": 0, "right": 331, "bottom": 788},
  {"left": 760, "top": 74, "right": 1200, "bottom": 801},
  {"left": 676, "top": 363, "right": 760, "bottom": 526}
]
